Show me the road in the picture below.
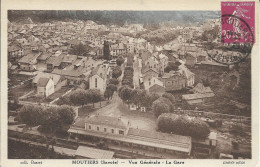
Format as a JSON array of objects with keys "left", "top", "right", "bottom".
[
  {"left": 90, "top": 92, "right": 157, "bottom": 131},
  {"left": 133, "top": 54, "right": 142, "bottom": 89}
]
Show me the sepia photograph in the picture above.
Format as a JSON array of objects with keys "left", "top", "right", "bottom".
[{"left": 5, "top": 3, "right": 256, "bottom": 161}]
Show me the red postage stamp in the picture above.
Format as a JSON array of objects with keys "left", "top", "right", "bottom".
[{"left": 221, "top": 1, "right": 255, "bottom": 44}]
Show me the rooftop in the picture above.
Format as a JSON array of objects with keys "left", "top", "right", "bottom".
[
  {"left": 75, "top": 146, "right": 114, "bottom": 159},
  {"left": 86, "top": 115, "right": 127, "bottom": 130},
  {"left": 182, "top": 92, "right": 215, "bottom": 100},
  {"left": 37, "top": 77, "right": 50, "bottom": 87},
  {"left": 68, "top": 126, "right": 191, "bottom": 154},
  {"left": 18, "top": 52, "right": 42, "bottom": 64}
]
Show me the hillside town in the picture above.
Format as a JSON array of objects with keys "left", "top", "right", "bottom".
[{"left": 8, "top": 13, "right": 251, "bottom": 159}]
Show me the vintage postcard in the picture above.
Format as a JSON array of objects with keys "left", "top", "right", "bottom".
[{"left": 1, "top": 0, "right": 259, "bottom": 167}]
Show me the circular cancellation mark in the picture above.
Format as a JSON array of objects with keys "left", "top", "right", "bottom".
[{"left": 206, "top": 14, "right": 254, "bottom": 65}]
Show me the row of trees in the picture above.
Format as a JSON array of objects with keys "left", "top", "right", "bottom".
[
  {"left": 141, "top": 29, "right": 179, "bottom": 45},
  {"left": 105, "top": 59, "right": 123, "bottom": 100},
  {"left": 157, "top": 113, "right": 210, "bottom": 139},
  {"left": 122, "top": 66, "right": 134, "bottom": 88},
  {"left": 116, "top": 56, "right": 125, "bottom": 66},
  {"left": 69, "top": 89, "right": 103, "bottom": 107},
  {"left": 118, "top": 86, "right": 161, "bottom": 108},
  {"left": 112, "top": 66, "right": 122, "bottom": 79},
  {"left": 18, "top": 105, "right": 75, "bottom": 133},
  {"left": 69, "top": 43, "right": 90, "bottom": 57},
  {"left": 104, "top": 79, "right": 118, "bottom": 100},
  {"left": 118, "top": 85, "right": 177, "bottom": 117}
]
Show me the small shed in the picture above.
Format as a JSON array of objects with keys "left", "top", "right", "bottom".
[
  {"left": 129, "top": 104, "right": 137, "bottom": 110},
  {"left": 205, "top": 132, "right": 217, "bottom": 147},
  {"left": 140, "top": 107, "right": 146, "bottom": 112}
]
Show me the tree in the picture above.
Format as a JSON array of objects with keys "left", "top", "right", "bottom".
[
  {"left": 130, "top": 89, "right": 146, "bottom": 107},
  {"left": 56, "top": 96, "right": 72, "bottom": 106},
  {"left": 69, "top": 89, "right": 88, "bottom": 106},
  {"left": 162, "top": 93, "right": 175, "bottom": 104},
  {"left": 112, "top": 67, "right": 122, "bottom": 79},
  {"left": 108, "top": 78, "right": 119, "bottom": 85},
  {"left": 87, "top": 89, "right": 103, "bottom": 107},
  {"left": 119, "top": 86, "right": 133, "bottom": 104},
  {"left": 18, "top": 105, "right": 43, "bottom": 127},
  {"left": 122, "top": 66, "right": 134, "bottom": 87},
  {"left": 41, "top": 107, "right": 61, "bottom": 133},
  {"left": 103, "top": 40, "right": 111, "bottom": 60},
  {"left": 164, "top": 61, "right": 181, "bottom": 73},
  {"left": 104, "top": 89, "right": 113, "bottom": 100},
  {"left": 57, "top": 105, "right": 75, "bottom": 125},
  {"left": 152, "top": 99, "right": 171, "bottom": 117},
  {"left": 201, "top": 25, "right": 219, "bottom": 42},
  {"left": 69, "top": 43, "right": 89, "bottom": 56},
  {"left": 116, "top": 56, "right": 125, "bottom": 66},
  {"left": 39, "top": 105, "right": 75, "bottom": 134},
  {"left": 157, "top": 113, "right": 210, "bottom": 139},
  {"left": 140, "top": 94, "right": 152, "bottom": 108},
  {"left": 19, "top": 104, "right": 75, "bottom": 134},
  {"left": 107, "top": 84, "right": 117, "bottom": 93},
  {"left": 147, "top": 93, "right": 160, "bottom": 106},
  {"left": 104, "top": 84, "right": 117, "bottom": 100}
]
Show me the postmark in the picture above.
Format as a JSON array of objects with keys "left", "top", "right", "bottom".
[
  {"left": 221, "top": 1, "right": 255, "bottom": 44},
  {"left": 206, "top": 2, "right": 255, "bottom": 65}
]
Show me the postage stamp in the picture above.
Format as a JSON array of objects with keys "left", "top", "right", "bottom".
[
  {"left": 206, "top": 2, "right": 255, "bottom": 65},
  {"left": 1, "top": 0, "right": 260, "bottom": 166},
  {"left": 221, "top": 1, "right": 255, "bottom": 44}
]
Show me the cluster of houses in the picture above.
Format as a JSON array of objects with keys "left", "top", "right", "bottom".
[
  {"left": 8, "top": 17, "right": 240, "bottom": 104},
  {"left": 7, "top": 18, "right": 149, "bottom": 97}
]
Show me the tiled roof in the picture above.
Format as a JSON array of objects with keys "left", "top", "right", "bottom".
[
  {"left": 141, "top": 67, "right": 158, "bottom": 74},
  {"left": 62, "top": 54, "right": 77, "bottom": 63},
  {"left": 89, "top": 64, "right": 107, "bottom": 79},
  {"left": 51, "top": 66, "right": 85, "bottom": 77},
  {"left": 18, "top": 52, "right": 42, "bottom": 64},
  {"left": 33, "top": 72, "right": 61, "bottom": 86},
  {"left": 67, "top": 39, "right": 81, "bottom": 45},
  {"left": 46, "top": 54, "right": 65, "bottom": 66},
  {"left": 37, "top": 52, "right": 51, "bottom": 61},
  {"left": 85, "top": 115, "right": 127, "bottom": 129},
  {"left": 178, "top": 64, "right": 194, "bottom": 78},
  {"left": 75, "top": 146, "right": 114, "bottom": 159},
  {"left": 127, "top": 128, "right": 191, "bottom": 148},
  {"left": 37, "top": 77, "right": 50, "bottom": 87},
  {"left": 8, "top": 45, "right": 21, "bottom": 52},
  {"left": 191, "top": 83, "right": 213, "bottom": 94},
  {"left": 182, "top": 92, "right": 215, "bottom": 100}
]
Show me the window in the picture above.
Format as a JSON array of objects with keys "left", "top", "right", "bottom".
[
  {"left": 89, "top": 125, "right": 91, "bottom": 130},
  {"left": 95, "top": 78, "right": 97, "bottom": 88},
  {"left": 104, "top": 128, "right": 107, "bottom": 132},
  {"left": 111, "top": 129, "right": 114, "bottom": 134},
  {"left": 97, "top": 126, "right": 99, "bottom": 131},
  {"left": 119, "top": 130, "right": 124, "bottom": 135}
]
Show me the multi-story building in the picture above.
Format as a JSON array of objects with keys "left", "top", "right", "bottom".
[
  {"left": 181, "top": 27, "right": 193, "bottom": 43},
  {"left": 110, "top": 43, "right": 127, "bottom": 58},
  {"left": 160, "top": 71, "right": 186, "bottom": 91},
  {"left": 89, "top": 64, "right": 110, "bottom": 93}
]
